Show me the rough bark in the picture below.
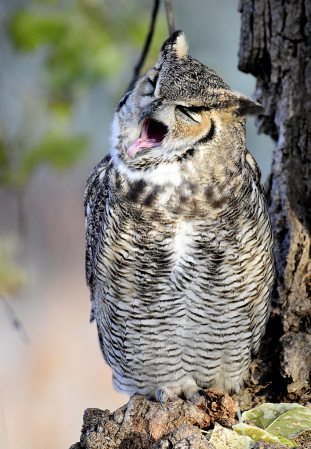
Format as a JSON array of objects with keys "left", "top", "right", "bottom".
[
  {"left": 70, "top": 389, "right": 237, "bottom": 449},
  {"left": 237, "top": 0, "right": 311, "bottom": 404},
  {"left": 69, "top": 391, "right": 311, "bottom": 449}
]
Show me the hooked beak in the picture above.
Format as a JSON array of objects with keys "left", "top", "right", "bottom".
[{"left": 138, "top": 99, "right": 163, "bottom": 124}]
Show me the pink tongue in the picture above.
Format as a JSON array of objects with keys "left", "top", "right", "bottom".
[{"left": 127, "top": 120, "right": 156, "bottom": 158}]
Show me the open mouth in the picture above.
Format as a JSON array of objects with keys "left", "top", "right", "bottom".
[{"left": 127, "top": 119, "right": 168, "bottom": 158}]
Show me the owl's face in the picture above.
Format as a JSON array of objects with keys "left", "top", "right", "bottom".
[{"left": 111, "top": 31, "right": 263, "bottom": 174}]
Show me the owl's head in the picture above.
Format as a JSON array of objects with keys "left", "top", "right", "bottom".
[{"left": 112, "top": 31, "right": 263, "bottom": 174}]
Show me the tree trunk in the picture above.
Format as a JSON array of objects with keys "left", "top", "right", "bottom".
[{"left": 238, "top": 0, "right": 311, "bottom": 405}]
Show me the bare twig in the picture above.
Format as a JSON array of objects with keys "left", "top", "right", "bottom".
[
  {"left": 164, "top": 0, "right": 175, "bottom": 35},
  {"left": 126, "top": 0, "right": 160, "bottom": 94},
  {"left": 0, "top": 295, "right": 30, "bottom": 344}
]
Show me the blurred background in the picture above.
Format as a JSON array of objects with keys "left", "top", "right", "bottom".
[{"left": 0, "top": 1, "right": 273, "bottom": 448}]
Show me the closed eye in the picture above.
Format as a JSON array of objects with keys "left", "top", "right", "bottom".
[
  {"left": 175, "top": 105, "right": 202, "bottom": 124},
  {"left": 143, "top": 74, "right": 159, "bottom": 97},
  {"left": 148, "top": 74, "right": 158, "bottom": 88}
]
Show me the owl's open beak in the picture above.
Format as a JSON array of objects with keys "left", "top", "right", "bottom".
[
  {"left": 138, "top": 99, "right": 163, "bottom": 124},
  {"left": 127, "top": 118, "right": 168, "bottom": 158}
]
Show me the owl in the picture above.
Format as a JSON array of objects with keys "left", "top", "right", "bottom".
[{"left": 85, "top": 31, "right": 274, "bottom": 407}]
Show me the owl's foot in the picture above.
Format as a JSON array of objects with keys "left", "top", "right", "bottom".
[
  {"left": 154, "top": 381, "right": 208, "bottom": 412},
  {"left": 155, "top": 385, "right": 181, "bottom": 410},
  {"left": 182, "top": 381, "right": 208, "bottom": 412},
  {"left": 198, "top": 389, "right": 208, "bottom": 412},
  {"left": 157, "top": 389, "right": 167, "bottom": 410}
]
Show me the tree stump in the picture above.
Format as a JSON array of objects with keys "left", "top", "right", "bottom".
[{"left": 70, "top": 389, "right": 237, "bottom": 449}]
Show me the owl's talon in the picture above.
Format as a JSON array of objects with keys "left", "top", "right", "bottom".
[
  {"left": 157, "top": 389, "right": 165, "bottom": 410},
  {"left": 198, "top": 389, "right": 208, "bottom": 413}
]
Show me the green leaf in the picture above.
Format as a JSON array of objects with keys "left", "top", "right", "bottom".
[
  {"left": 211, "top": 423, "right": 255, "bottom": 449},
  {"left": 266, "top": 407, "right": 311, "bottom": 440},
  {"left": 233, "top": 423, "right": 297, "bottom": 447},
  {"left": 241, "top": 403, "right": 306, "bottom": 429}
]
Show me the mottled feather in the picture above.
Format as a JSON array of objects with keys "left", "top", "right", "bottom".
[{"left": 85, "top": 31, "right": 274, "bottom": 401}]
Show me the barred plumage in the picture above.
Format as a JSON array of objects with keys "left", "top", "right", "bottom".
[{"left": 85, "top": 31, "right": 274, "bottom": 403}]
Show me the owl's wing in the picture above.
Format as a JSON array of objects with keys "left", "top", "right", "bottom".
[
  {"left": 245, "top": 149, "right": 265, "bottom": 194},
  {"left": 84, "top": 154, "right": 111, "bottom": 292}
]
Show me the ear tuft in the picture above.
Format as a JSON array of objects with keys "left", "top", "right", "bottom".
[
  {"left": 175, "top": 32, "right": 188, "bottom": 58},
  {"left": 161, "top": 30, "right": 188, "bottom": 58},
  {"left": 236, "top": 97, "right": 264, "bottom": 116},
  {"left": 226, "top": 91, "right": 264, "bottom": 116}
]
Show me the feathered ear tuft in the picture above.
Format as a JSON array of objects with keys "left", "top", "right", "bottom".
[
  {"left": 235, "top": 96, "right": 264, "bottom": 116},
  {"left": 174, "top": 32, "right": 188, "bottom": 58},
  {"left": 228, "top": 92, "right": 264, "bottom": 116},
  {"left": 161, "top": 30, "right": 188, "bottom": 58}
]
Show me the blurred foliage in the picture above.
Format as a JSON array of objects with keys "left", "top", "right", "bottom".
[
  {"left": 0, "top": 238, "right": 27, "bottom": 298},
  {"left": 0, "top": 0, "right": 168, "bottom": 301},
  {"left": 1, "top": 131, "right": 87, "bottom": 186},
  {"left": 1, "top": 0, "right": 167, "bottom": 189},
  {"left": 8, "top": 0, "right": 167, "bottom": 103},
  {"left": 23, "top": 132, "right": 87, "bottom": 173}
]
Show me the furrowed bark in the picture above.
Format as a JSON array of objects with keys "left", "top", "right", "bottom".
[{"left": 238, "top": 0, "right": 311, "bottom": 402}]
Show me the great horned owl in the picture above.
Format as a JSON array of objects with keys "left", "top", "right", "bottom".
[{"left": 85, "top": 31, "right": 274, "bottom": 405}]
